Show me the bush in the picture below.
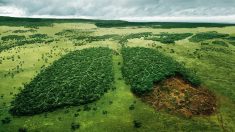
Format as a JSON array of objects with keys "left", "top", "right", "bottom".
[
  {"left": 133, "top": 120, "right": 142, "bottom": 128},
  {"left": 1, "top": 117, "right": 11, "bottom": 124},
  {"left": 71, "top": 122, "right": 80, "bottom": 130},
  {"left": 18, "top": 127, "right": 27, "bottom": 132},
  {"left": 10, "top": 48, "right": 114, "bottom": 115}
]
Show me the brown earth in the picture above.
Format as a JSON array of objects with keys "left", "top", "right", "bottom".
[{"left": 140, "top": 76, "right": 216, "bottom": 117}]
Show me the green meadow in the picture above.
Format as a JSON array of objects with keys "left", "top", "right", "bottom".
[{"left": 0, "top": 17, "right": 235, "bottom": 132}]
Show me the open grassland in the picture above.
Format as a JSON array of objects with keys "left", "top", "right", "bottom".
[{"left": 0, "top": 17, "right": 235, "bottom": 131}]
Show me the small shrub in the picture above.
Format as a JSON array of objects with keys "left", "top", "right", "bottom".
[
  {"left": 129, "top": 104, "right": 135, "bottom": 110},
  {"left": 133, "top": 120, "right": 142, "bottom": 128},
  {"left": 71, "top": 122, "right": 80, "bottom": 131},
  {"left": 102, "top": 110, "right": 108, "bottom": 115},
  {"left": 18, "top": 127, "right": 27, "bottom": 132},
  {"left": 1, "top": 117, "right": 11, "bottom": 124}
]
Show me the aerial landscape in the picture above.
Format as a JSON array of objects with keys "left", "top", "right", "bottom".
[{"left": 0, "top": 0, "right": 235, "bottom": 132}]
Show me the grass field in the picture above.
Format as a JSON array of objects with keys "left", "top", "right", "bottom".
[{"left": 0, "top": 17, "right": 235, "bottom": 132}]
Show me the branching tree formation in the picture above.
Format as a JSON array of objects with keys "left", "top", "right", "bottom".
[
  {"left": 121, "top": 47, "right": 201, "bottom": 94},
  {"left": 10, "top": 47, "right": 114, "bottom": 115}
]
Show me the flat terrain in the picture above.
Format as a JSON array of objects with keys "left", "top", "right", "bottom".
[{"left": 0, "top": 19, "right": 235, "bottom": 131}]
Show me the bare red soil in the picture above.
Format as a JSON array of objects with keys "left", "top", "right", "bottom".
[{"left": 141, "top": 76, "right": 216, "bottom": 117}]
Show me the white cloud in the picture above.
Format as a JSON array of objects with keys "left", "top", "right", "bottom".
[{"left": 0, "top": 5, "right": 25, "bottom": 17}]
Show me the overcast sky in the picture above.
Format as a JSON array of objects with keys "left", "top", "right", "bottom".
[{"left": 0, "top": 0, "right": 235, "bottom": 23}]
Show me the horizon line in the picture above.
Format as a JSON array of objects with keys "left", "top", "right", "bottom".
[{"left": 1, "top": 15, "right": 235, "bottom": 24}]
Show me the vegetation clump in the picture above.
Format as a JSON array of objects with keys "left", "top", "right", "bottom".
[
  {"left": 122, "top": 47, "right": 200, "bottom": 94},
  {"left": 71, "top": 122, "right": 80, "bottom": 131},
  {"left": 0, "top": 34, "right": 54, "bottom": 52},
  {"left": 12, "top": 29, "right": 36, "bottom": 33},
  {"left": 29, "top": 34, "right": 48, "bottom": 39},
  {"left": 133, "top": 120, "right": 142, "bottom": 128},
  {"left": 117, "top": 32, "right": 153, "bottom": 45},
  {"left": 200, "top": 45, "right": 232, "bottom": 54},
  {"left": 10, "top": 47, "right": 114, "bottom": 115},
  {"left": 145, "top": 33, "right": 193, "bottom": 44},
  {"left": 56, "top": 29, "right": 123, "bottom": 45},
  {"left": 1, "top": 117, "right": 11, "bottom": 124},
  {"left": 189, "top": 31, "right": 229, "bottom": 42},
  {"left": 18, "top": 127, "right": 27, "bottom": 132},
  {"left": 229, "top": 41, "right": 235, "bottom": 46},
  {"left": 1, "top": 35, "right": 26, "bottom": 41},
  {"left": 212, "top": 40, "right": 229, "bottom": 47},
  {"left": 95, "top": 21, "right": 235, "bottom": 28}
]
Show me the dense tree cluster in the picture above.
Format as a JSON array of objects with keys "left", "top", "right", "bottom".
[
  {"left": 121, "top": 47, "right": 201, "bottom": 94},
  {"left": 200, "top": 46, "right": 232, "bottom": 54},
  {"left": 55, "top": 29, "right": 120, "bottom": 45},
  {"left": 112, "top": 32, "right": 192, "bottom": 45},
  {"left": 0, "top": 34, "right": 54, "bottom": 52},
  {"left": 225, "top": 36, "right": 235, "bottom": 46},
  {"left": 226, "top": 36, "right": 235, "bottom": 41},
  {"left": 229, "top": 41, "right": 235, "bottom": 46},
  {"left": 189, "top": 31, "right": 229, "bottom": 42},
  {"left": 1, "top": 117, "right": 11, "bottom": 124},
  {"left": 55, "top": 29, "right": 93, "bottom": 45},
  {"left": 117, "top": 32, "right": 153, "bottom": 45},
  {"left": 212, "top": 41, "right": 229, "bottom": 47},
  {"left": 95, "top": 21, "right": 235, "bottom": 28},
  {"left": 1, "top": 35, "right": 26, "bottom": 41},
  {"left": 10, "top": 47, "right": 114, "bottom": 115},
  {"left": 29, "top": 34, "right": 48, "bottom": 39},
  {"left": 1, "top": 16, "right": 235, "bottom": 29},
  {"left": 12, "top": 29, "right": 36, "bottom": 33},
  {"left": 55, "top": 29, "right": 93, "bottom": 37},
  {"left": 145, "top": 33, "right": 193, "bottom": 44}
]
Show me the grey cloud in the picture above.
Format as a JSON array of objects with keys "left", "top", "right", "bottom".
[{"left": 0, "top": 0, "right": 235, "bottom": 22}]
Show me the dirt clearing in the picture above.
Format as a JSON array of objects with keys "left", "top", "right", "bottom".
[{"left": 140, "top": 76, "right": 216, "bottom": 117}]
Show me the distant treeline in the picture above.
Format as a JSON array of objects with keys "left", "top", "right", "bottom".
[
  {"left": 0, "top": 16, "right": 235, "bottom": 28},
  {"left": 0, "top": 16, "right": 122, "bottom": 28},
  {"left": 95, "top": 21, "right": 235, "bottom": 29}
]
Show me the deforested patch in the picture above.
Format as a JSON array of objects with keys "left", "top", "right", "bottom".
[{"left": 140, "top": 76, "right": 216, "bottom": 117}]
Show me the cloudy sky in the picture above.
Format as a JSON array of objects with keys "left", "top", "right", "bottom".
[{"left": 0, "top": 0, "right": 235, "bottom": 23}]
